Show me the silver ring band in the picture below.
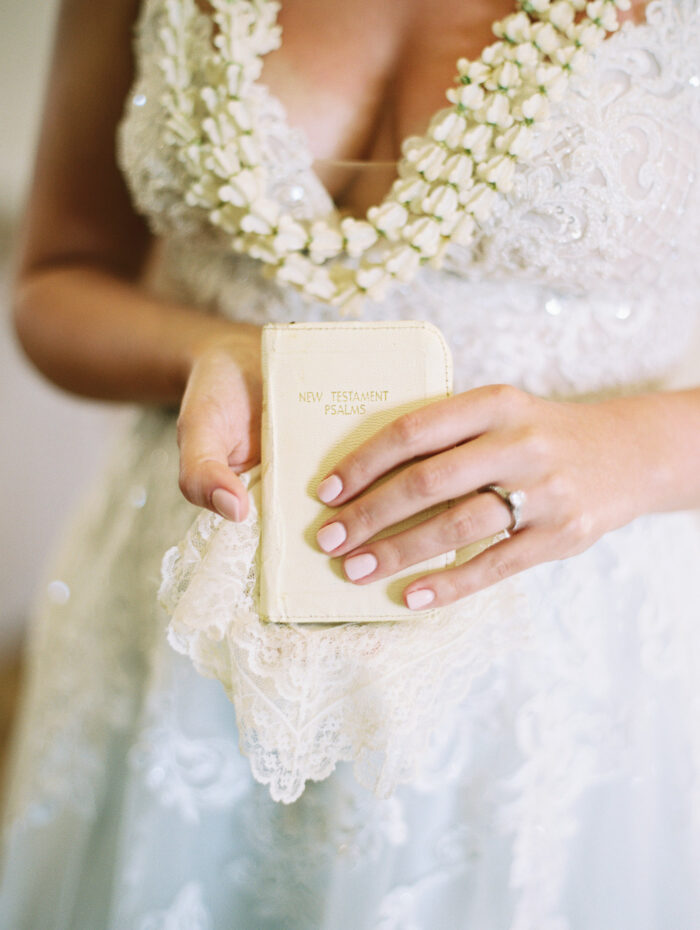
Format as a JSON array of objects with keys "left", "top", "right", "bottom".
[{"left": 478, "top": 484, "right": 526, "bottom": 533}]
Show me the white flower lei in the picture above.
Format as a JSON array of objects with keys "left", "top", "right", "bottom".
[{"left": 158, "top": 0, "right": 630, "bottom": 312}]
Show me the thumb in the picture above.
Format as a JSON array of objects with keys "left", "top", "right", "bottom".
[{"left": 176, "top": 415, "right": 250, "bottom": 521}]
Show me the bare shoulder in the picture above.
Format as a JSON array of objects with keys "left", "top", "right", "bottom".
[{"left": 16, "top": 0, "right": 150, "bottom": 283}]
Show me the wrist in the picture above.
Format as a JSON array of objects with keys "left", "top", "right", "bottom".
[
  {"left": 601, "top": 390, "right": 700, "bottom": 519},
  {"left": 176, "top": 318, "right": 261, "bottom": 387}
]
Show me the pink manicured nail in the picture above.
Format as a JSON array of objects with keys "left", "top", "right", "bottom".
[
  {"left": 317, "top": 521, "right": 347, "bottom": 552},
  {"left": 317, "top": 474, "right": 343, "bottom": 504},
  {"left": 344, "top": 553, "right": 378, "bottom": 581},
  {"left": 406, "top": 589, "right": 435, "bottom": 610},
  {"left": 212, "top": 488, "right": 241, "bottom": 522}
]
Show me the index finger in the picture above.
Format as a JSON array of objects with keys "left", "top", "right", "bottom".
[{"left": 316, "top": 383, "right": 521, "bottom": 506}]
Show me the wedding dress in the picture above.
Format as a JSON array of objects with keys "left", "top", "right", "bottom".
[{"left": 2, "top": 0, "right": 700, "bottom": 927}]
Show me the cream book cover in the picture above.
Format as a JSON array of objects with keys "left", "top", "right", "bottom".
[{"left": 259, "top": 321, "right": 454, "bottom": 623}]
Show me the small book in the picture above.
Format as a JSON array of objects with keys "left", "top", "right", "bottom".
[{"left": 259, "top": 320, "right": 454, "bottom": 623}]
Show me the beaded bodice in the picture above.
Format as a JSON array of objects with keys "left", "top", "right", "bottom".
[{"left": 117, "top": 0, "right": 700, "bottom": 398}]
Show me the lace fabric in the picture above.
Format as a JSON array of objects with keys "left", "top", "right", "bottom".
[{"left": 160, "top": 467, "right": 525, "bottom": 802}]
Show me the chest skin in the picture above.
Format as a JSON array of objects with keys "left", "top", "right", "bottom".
[
  {"left": 260, "top": 0, "right": 517, "bottom": 210},
  {"left": 198, "top": 0, "right": 649, "bottom": 213}
]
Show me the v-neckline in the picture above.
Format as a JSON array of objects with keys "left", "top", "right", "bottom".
[{"left": 190, "top": 0, "right": 655, "bottom": 220}]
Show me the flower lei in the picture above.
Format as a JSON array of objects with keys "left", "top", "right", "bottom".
[{"left": 158, "top": 0, "right": 630, "bottom": 312}]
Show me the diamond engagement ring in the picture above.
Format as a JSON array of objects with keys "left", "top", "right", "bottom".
[{"left": 478, "top": 484, "right": 527, "bottom": 533}]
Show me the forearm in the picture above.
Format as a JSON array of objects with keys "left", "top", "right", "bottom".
[
  {"left": 13, "top": 260, "right": 253, "bottom": 405},
  {"left": 597, "top": 387, "right": 700, "bottom": 518}
]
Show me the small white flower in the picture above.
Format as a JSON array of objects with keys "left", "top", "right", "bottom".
[
  {"left": 249, "top": 197, "right": 280, "bottom": 227},
  {"left": 356, "top": 263, "right": 392, "bottom": 299},
  {"left": 225, "top": 167, "right": 266, "bottom": 206},
  {"left": 402, "top": 137, "right": 433, "bottom": 164},
  {"left": 447, "top": 83, "right": 487, "bottom": 110},
  {"left": 202, "top": 116, "right": 224, "bottom": 147},
  {"left": 598, "top": 3, "right": 620, "bottom": 31},
  {"left": 482, "top": 93, "right": 514, "bottom": 129},
  {"left": 498, "top": 61, "right": 522, "bottom": 91},
  {"left": 552, "top": 45, "right": 588, "bottom": 72},
  {"left": 164, "top": 108, "right": 197, "bottom": 144},
  {"left": 427, "top": 238, "right": 451, "bottom": 268},
  {"left": 450, "top": 213, "right": 477, "bottom": 246},
  {"left": 402, "top": 217, "right": 442, "bottom": 256},
  {"left": 530, "top": 22, "right": 563, "bottom": 54},
  {"left": 226, "top": 100, "right": 253, "bottom": 132},
  {"left": 482, "top": 41, "right": 508, "bottom": 66},
  {"left": 422, "top": 184, "right": 460, "bottom": 220},
  {"left": 305, "top": 267, "right": 336, "bottom": 299},
  {"left": 272, "top": 214, "right": 308, "bottom": 254},
  {"left": 308, "top": 221, "right": 344, "bottom": 262},
  {"left": 509, "top": 42, "right": 540, "bottom": 69},
  {"left": 440, "top": 153, "right": 475, "bottom": 186},
  {"left": 433, "top": 210, "right": 463, "bottom": 235},
  {"left": 586, "top": 1, "right": 606, "bottom": 20},
  {"left": 367, "top": 201, "right": 409, "bottom": 239},
  {"left": 495, "top": 124, "right": 534, "bottom": 158},
  {"left": 385, "top": 245, "right": 422, "bottom": 281},
  {"left": 528, "top": 0, "right": 554, "bottom": 12},
  {"left": 461, "top": 182, "right": 498, "bottom": 222},
  {"left": 275, "top": 253, "right": 314, "bottom": 286},
  {"left": 208, "top": 144, "right": 241, "bottom": 178},
  {"left": 535, "top": 63, "right": 569, "bottom": 100},
  {"left": 200, "top": 86, "right": 220, "bottom": 113},
  {"left": 237, "top": 134, "right": 261, "bottom": 166},
  {"left": 429, "top": 109, "right": 466, "bottom": 144},
  {"left": 494, "top": 11, "right": 533, "bottom": 43},
  {"left": 240, "top": 211, "right": 274, "bottom": 235},
  {"left": 573, "top": 20, "right": 606, "bottom": 49},
  {"left": 548, "top": 0, "right": 576, "bottom": 31},
  {"left": 413, "top": 145, "right": 448, "bottom": 182},
  {"left": 392, "top": 176, "right": 430, "bottom": 205},
  {"left": 456, "top": 59, "right": 491, "bottom": 85},
  {"left": 225, "top": 63, "right": 245, "bottom": 96},
  {"left": 462, "top": 123, "right": 493, "bottom": 159},
  {"left": 477, "top": 154, "right": 516, "bottom": 192},
  {"left": 340, "top": 217, "right": 379, "bottom": 256},
  {"left": 516, "top": 92, "right": 551, "bottom": 123}
]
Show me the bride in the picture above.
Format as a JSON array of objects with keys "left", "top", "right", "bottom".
[{"left": 2, "top": 0, "right": 700, "bottom": 926}]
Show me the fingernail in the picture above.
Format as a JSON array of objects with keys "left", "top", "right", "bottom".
[
  {"left": 212, "top": 488, "right": 240, "bottom": 522},
  {"left": 344, "top": 552, "right": 378, "bottom": 581},
  {"left": 316, "top": 521, "right": 347, "bottom": 553},
  {"left": 406, "top": 589, "right": 435, "bottom": 610},
  {"left": 317, "top": 474, "right": 343, "bottom": 504}
]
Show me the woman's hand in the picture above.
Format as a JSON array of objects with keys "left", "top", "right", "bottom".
[
  {"left": 313, "top": 384, "right": 669, "bottom": 609},
  {"left": 176, "top": 323, "right": 262, "bottom": 521}
]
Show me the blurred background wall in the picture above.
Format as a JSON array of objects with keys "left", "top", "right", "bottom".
[{"left": 0, "top": 1, "right": 128, "bottom": 655}]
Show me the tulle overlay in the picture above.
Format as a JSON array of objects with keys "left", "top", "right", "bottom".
[{"left": 3, "top": 0, "right": 700, "bottom": 926}]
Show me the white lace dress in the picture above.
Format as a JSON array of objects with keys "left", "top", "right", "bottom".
[{"left": 2, "top": 1, "right": 700, "bottom": 928}]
